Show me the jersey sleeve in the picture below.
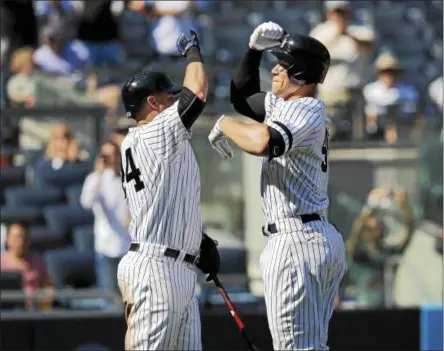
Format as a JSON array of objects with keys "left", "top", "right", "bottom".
[
  {"left": 139, "top": 101, "right": 191, "bottom": 162},
  {"left": 265, "top": 99, "right": 324, "bottom": 154}
]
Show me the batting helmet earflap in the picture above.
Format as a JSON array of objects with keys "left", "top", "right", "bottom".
[
  {"left": 121, "top": 71, "right": 181, "bottom": 119},
  {"left": 267, "top": 34, "right": 331, "bottom": 85}
]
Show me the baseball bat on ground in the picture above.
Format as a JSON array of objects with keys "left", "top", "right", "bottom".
[{"left": 212, "top": 275, "right": 261, "bottom": 351}]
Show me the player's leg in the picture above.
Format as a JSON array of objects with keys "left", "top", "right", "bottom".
[
  {"left": 122, "top": 257, "right": 198, "bottom": 350},
  {"left": 176, "top": 296, "right": 203, "bottom": 350},
  {"left": 260, "top": 227, "right": 330, "bottom": 350},
  {"left": 320, "top": 224, "right": 347, "bottom": 348}
]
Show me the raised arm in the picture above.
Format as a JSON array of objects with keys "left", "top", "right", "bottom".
[
  {"left": 176, "top": 30, "right": 208, "bottom": 129},
  {"left": 230, "top": 22, "right": 285, "bottom": 122}
]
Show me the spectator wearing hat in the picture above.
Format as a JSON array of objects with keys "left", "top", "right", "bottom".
[
  {"left": 310, "top": 0, "right": 375, "bottom": 118},
  {"left": 363, "top": 52, "right": 420, "bottom": 143}
]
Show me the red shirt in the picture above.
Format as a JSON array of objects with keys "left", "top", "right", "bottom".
[{"left": 1, "top": 251, "right": 49, "bottom": 294}]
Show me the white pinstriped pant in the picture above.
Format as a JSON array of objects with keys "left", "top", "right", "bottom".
[
  {"left": 260, "top": 217, "right": 347, "bottom": 350},
  {"left": 117, "top": 243, "right": 202, "bottom": 350}
]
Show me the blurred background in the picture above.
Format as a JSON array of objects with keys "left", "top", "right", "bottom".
[{"left": 0, "top": 1, "right": 442, "bottom": 350}]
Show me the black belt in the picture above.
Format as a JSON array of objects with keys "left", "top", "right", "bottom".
[
  {"left": 262, "top": 214, "right": 321, "bottom": 236},
  {"left": 129, "top": 243, "right": 198, "bottom": 264}
]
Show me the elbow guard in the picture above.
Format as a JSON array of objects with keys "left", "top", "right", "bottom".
[
  {"left": 178, "top": 87, "right": 206, "bottom": 129},
  {"left": 267, "top": 126, "right": 286, "bottom": 159}
]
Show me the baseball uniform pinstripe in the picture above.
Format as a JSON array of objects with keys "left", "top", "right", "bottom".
[
  {"left": 260, "top": 92, "right": 347, "bottom": 350},
  {"left": 117, "top": 101, "right": 202, "bottom": 350}
]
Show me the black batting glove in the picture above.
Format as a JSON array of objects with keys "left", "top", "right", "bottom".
[
  {"left": 195, "top": 232, "right": 220, "bottom": 282},
  {"left": 176, "top": 30, "right": 200, "bottom": 57}
]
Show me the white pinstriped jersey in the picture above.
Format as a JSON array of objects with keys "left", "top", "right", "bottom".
[
  {"left": 261, "top": 92, "right": 329, "bottom": 221},
  {"left": 120, "top": 101, "right": 202, "bottom": 255}
]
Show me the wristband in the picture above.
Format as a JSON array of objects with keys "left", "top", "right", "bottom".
[{"left": 186, "top": 46, "right": 204, "bottom": 63}]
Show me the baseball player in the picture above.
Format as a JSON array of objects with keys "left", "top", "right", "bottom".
[
  {"left": 208, "top": 22, "right": 347, "bottom": 350},
  {"left": 117, "top": 31, "right": 220, "bottom": 350}
]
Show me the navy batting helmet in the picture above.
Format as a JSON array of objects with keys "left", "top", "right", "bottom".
[
  {"left": 267, "top": 34, "right": 331, "bottom": 85},
  {"left": 121, "top": 71, "right": 181, "bottom": 119}
]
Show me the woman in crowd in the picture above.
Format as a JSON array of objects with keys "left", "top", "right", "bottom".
[{"left": 0, "top": 222, "right": 52, "bottom": 308}]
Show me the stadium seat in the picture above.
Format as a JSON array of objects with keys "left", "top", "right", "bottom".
[
  {"left": 28, "top": 226, "right": 67, "bottom": 252},
  {"left": 44, "top": 247, "right": 96, "bottom": 289},
  {"left": 0, "top": 166, "right": 26, "bottom": 204},
  {"left": 43, "top": 204, "right": 94, "bottom": 235},
  {"left": 0, "top": 206, "right": 44, "bottom": 226},
  {"left": 73, "top": 224, "right": 95, "bottom": 254},
  {"left": 66, "top": 183, "right": 84, "bottom": 205},
  {"left": 34, "top": 160, "right": 91, "bottom": 190},
  {"left": 4, "top": 186, "right": 64, "bottom": 208}
]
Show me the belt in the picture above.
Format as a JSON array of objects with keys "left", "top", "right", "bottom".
[
  {"left": 262, "top": 214, "right": 321, "bottom": 237},
  {"left": 129, "top": 243, "right": 199, "bottom": 265}
]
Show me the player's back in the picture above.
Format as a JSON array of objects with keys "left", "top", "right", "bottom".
[
  {"left": 120, "top": 102, "right": 202, "bottom": 254},
  {"left": 262, "top": 94, "right": 329, "bottom": 220}
]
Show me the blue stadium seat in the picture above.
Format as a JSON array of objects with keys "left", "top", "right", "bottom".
[
  {"left": 28, "top": 225, "right": 67, "bottom": 252},
  {"left": 34, "top": 160, "right": 91, "bottom": 190},
  {"left": 73, "top": 224, "right": 95, "bottom": 254},
  {"left": 0, "top": 166, "right": 26, "bottom": 204},
  {"left": 43, "top": 204, "right": 94, "bottom": 235},
  {"left": 44, "top": 247, "right": 96, "bottom": 288},
  {"left": 66, "top": 183, "right": 84, "bottom": 205},
  {"left": 4, "top": 186, "right": 64, "bottom": 208},
  {"left": 0, "top": 206, "right": 44, "bottom": 225}
]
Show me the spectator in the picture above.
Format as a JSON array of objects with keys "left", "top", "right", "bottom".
[
  {"left": 310, "top": 0, "right": 375, "bottom": 117},
  {"left": 141, "top": 0, "right": 207, "bottom": 59},
  {"left": 345, "top": 188, "right": 414, "bottom": 307},
  {"left": 0, "top": 222, "right": 52, "bottom": 307},
  {"left": 33, "top": 23, "right": 90, "bottom": 76},
  {"left": 6, "top": 47, "right": 37, "bottom": 108},
  {"left": 33, "top": 23, "right": 122, "bottom": 116},
  {"left": 43, "top": 122, "right": 80, "bottom": 165},
  {"left": 34, "top": 0, "right": 79, "bottom": 41},
  {"left": 34, "top": 123, "right": 84, "bottom": 187},
  {"left": 80, "top": 140, "right": 131, "bottom": 294},
  {"left": 75, "top": 0, "right": 125, "bottom": 67},
  {"left": 363, "top": 52, "right": 420, "bottom": 144}
]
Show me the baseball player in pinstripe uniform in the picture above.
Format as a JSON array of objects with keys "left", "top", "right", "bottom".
[
  {"left": 208, "top": 22, "right": 347, "bottom": 350},
  {"left": 117, "top": 31, "right": 220, "bottom": 350}
]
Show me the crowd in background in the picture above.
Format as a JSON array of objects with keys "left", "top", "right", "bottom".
[{"left": 0, "top": 0, "right": 442, "bottom": 310}]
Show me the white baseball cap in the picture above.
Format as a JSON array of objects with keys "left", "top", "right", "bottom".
[{"left": 325, "top": 0, "right": 350, "bottom": 11}]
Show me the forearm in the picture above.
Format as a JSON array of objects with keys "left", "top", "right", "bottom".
[
  {"left": 230, "top": 49, "right": 266, "bottom": 121},
  {"left": 182, "top": 48, "right": 208, "bottom": 102},
  {"left": 231, "top": 48, "right": 263, "bottom": 98},
  {"left": 219, "top": 117, "right": 269, "bottom": 156}
]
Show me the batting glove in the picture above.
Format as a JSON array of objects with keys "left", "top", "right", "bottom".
[
  {"left": 208, "top": 115, "right": 234, "bottom": 159},
  {"left": 249, "top": 21, "right": 285, "bottom": 51},
  {"left": 176, "top": 30, "right": 200, "bottom": 56}
]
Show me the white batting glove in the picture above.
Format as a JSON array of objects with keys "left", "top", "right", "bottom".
[
  {"left": 208, "top": 115, "right": 234, "bottom": 159},
  {"left": 249, "top": 21, "right": 285, "bottom": 51}
]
